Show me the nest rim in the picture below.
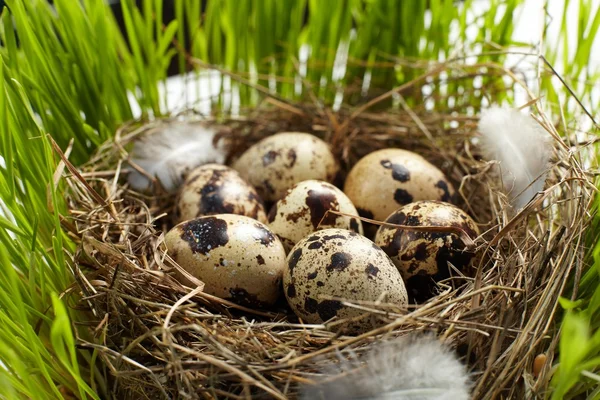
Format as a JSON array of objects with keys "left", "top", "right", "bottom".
[{"left": 66, "top": 100, "right": 593, "bottom": 399}]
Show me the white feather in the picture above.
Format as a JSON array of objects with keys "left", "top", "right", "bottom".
[
  {"left": 478, "top": 106, "right": 551, "bottom": 210},
  {"left": 127, "top": 121, "right": 226, "bottom": 192},
  {"left": 301, "top": 334, "right": 470, "bottom": 400}
]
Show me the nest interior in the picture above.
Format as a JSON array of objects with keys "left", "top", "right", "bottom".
[{"left": 64, "top": 97, "right": 592, "bottom": 399}]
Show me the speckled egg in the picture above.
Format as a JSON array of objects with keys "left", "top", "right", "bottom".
[
  {"left": 232, "top": 132, "right": 339, "bottom": 202},
  {"left": 177, "top": 164, "right": 267, "bottom": 224},
  {"left": 165, "top": 214, "right": 286, "bottom": 307},
  {"left": 268, "top": 180, "right": 363, "bottom": 252},
  {"left": 283, "top": 229, "right": 408, "bottom": 332},
  {"left": 374, "top": 201, "right": 479, "bottom": 303},
  {"left": 344, "top": 149, "right": 455, "bottom": 222}
]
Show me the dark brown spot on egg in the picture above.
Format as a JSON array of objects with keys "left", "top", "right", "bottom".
[
  {"left": 391, "top": 165, "right": 411, "bottom": 182},
  {"left": 406, "top": 215, "right": 422, "bottom": 225},
  {"left": 306, "top": 234, "right": 321, "bottom": 242},
  {"left": 326, "top": 252, "right": 352, "bottom": 272},
  {"left": 387, "top": 211, "right": 407, "bottom": 226},
  {"left": 306, "top": 188, "right": 339, "bottom": 228},
  {"left": 288, "top": 248, "right": 303, "bottom": 275},
  {"left": 308, "top": 241, "right": 323, "bottom": 250},
  {"left": 394, "top": 188, "right": 414, "bottom": 204},
  {"left": 228, "top": 288, "right": 267, "bottom": 308},
  {"left": 180, "top": 217, "right": 229, "bottom": 255},
  {"left": 380, "top": 159, "right": 411, "bottom": 182},
  {"left": 317, "top": 300, "right": 343, "bottom": 321},
  {"left": 380, "top": 232, "right": 402, "bottom": 258},
  {"left": 323, "top": 234, "right": 346, "bottom": 241},
  {"left": 247, "top": 190, "right": 263, "bottom": 204},
  {"left": 305, "top": 297, "right": 318, "bottom": 314},
  {"left": 435, "top": 180, "right": 452, "bottom": 202},
  {"left": 287, "top": 284, "right": 297, "bottom": 298},
  {"left": 262, "top": 150, "right": 279, "bottom": 166},
  {"left": 267, "top": 203, "right": 278, "bottom": 223},
  {"left": 256, "top": 255, "right": 265, "bottom": 265},
  {"left": 414, "top": 242, "right": 430, "bottom": 261},
  {"left": 197, "top": 170, "right": 236, "bottom": 215},
  {"left": 317, "top": 281, "right": 324, "bottom": 287},
  {"left": 365, "top": 263, "right": 380, "bottom": 278},
  {"left": 251, "top": 223, "right": 276, "bottom": 246},
  {"left": 407, "top": 262, "right": 420, "bottom": 274},
  {"left": 307, "top": 271, "right": 318, "bottom": 280},
  {"left": 285, "top": 210, "right": 305, "bottom": 223},
  {"left": 287, "top": 148, "right": 297, "bottom": 167},
  {"left": 349, "top": 218, "right": 360, "bottom": 233}
]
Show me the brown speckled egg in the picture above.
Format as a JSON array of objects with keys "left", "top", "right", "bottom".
[
  {"left": 344, "top": 149, "right": 455, "bottom": 222},
  {"left": 374, "top": 201, "right": 479, "bottom": 303},
  {"left": 165, "top": 214, "right": 286, "bottom": 307},
  {"left": 268, "top": 180, "right": 363, "bottom": 252},
  {"left": 177, "top": 164, "right": 267, "bottom": 224},
  {"left": 232, "top": 132, "right": 339, "bottom": 202},
  {"left": 283, "top": 229, "right": 407, "bottom": 332}
]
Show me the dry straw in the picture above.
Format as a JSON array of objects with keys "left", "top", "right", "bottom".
[{"left": 61, "top": 63, "right": 594, "bottom": 399}]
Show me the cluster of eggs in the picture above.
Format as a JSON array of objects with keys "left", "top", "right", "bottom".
[{"left": 165, "top": 132, "right": 479, "bottom": 332}]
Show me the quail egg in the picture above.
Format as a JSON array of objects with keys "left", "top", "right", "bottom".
[
  {"left": 344, "top": 149, "right": 455, "bottom": 222},
  {"left": 232, "top": 132, "right": 339, "bottom": 202},
  {"left": 268, "top": 180, "right": 363, "bottom": 252},
  {"left": 283, "top": 229, "right": 407, "bottom": 332},
  {"left": 165, "top": 214, "right": 286, "bottom": 307},
  {"left": 177, "top": 164, "right": 267, "bottom": 223},
  {"left": 374, "top": 201, "right": 479, "bottom": 303}
]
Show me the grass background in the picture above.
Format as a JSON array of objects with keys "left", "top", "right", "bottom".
[{"left": 0, "top": 0, "right": 599, "bottom": 398}]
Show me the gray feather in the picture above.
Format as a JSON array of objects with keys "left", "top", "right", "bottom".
[
  {"left": 127, "top": 121, "right": 226, "bottom": 192},
  {"left": 301, "top": 334, "right": 471, "bottom": 400},
  {"left": 478, "top": 106, "right": 551, "bottom": 209}
]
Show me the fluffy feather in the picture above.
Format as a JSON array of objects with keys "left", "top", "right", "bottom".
[
  {"left": 127, "top": 121, "right": 226, "bottom": 192},
  {"left": 301, "top": 334, "right": 470, "bottom": 400},
  {"left": 478, "top": 106, "right": 551, "bottom": 210}
]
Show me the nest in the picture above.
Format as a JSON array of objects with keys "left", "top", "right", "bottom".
[{"left": 63, "top": 87, "right": 593, "bottom": 399}]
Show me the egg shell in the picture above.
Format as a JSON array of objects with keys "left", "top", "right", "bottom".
[
  {"left": 374, "top": 201, "right": 479, "bottom": 303},
  {"left": 165, "top": 214, "right": 286, "bottom": 307},
  {"left": 268, "top": 180, "right": 363, "bottom": 252},
  {"left": 344, "top": 149, "right": 455, "bottom": 222},
  {"left": 177, "top": 164, "right": 267, "bottom": 224},
  {"left": 283, "top": 228, "right": 408, "bottom": 333},
  {"left": 232, "top": 132, "right": 339, "bottom": 202}
]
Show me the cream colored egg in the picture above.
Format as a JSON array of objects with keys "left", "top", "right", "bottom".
[
  {"left": 177, "top": 164, "right": 267, "bottom": 224},
  {"left": 344, "top": 149, "right": 455, "bottom": 222},
  {"left": 268, "top": 180, "right": 363, "bottom": 252},
  {"left": 374, "top": 201, "right": 479, "bottom": 303},
  {"left": 165, "top": 214, "right": 286, "bottom": 307},
  {"left": 232, "top": 132, "right": 339, "bottom": 202},
  {"left": 283, "top": 229, "right": 407, "bottom": 333}
]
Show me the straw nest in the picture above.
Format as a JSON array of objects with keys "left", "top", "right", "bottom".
[{"left": 62, "top": 83, "right": 594, "bottom": 399}]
